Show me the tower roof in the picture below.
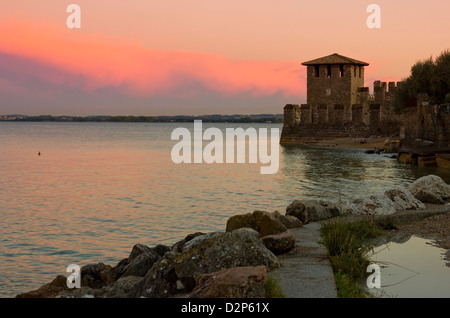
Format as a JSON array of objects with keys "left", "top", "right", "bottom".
[{"left": 301, "top": 53, "right": 369, "bottom": 66}]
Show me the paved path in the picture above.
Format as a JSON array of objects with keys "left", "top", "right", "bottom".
[{"left": 270, "top": 223, "right": 337, "bottom": 298}]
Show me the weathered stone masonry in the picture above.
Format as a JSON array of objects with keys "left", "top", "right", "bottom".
[{"left": 280, "top": 53, "right": 402, "bottom": 144}]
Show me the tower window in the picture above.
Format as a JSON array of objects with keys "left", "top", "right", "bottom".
[
  {"left": 327, "top": 65, "right": 331, "bottom": 78},
  {"left": 354, "top": 65, "right": 357, "bottom": 77},
  {"left": 359, "top": 66, "right": 362, "bottom": 78},
  {"left": 315, "top": 65, "right": 320, "bottom": 77},
  {"left": 339, "top": 65, "right": 344, "bottom": 77}
]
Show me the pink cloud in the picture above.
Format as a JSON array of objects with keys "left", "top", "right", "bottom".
[{"left": 0, "top": 19, "right": 305, "bottom": 99}]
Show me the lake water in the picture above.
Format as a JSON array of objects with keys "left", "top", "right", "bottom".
[
  {"left": 367, "top": 236, "right": 450, "bottom": 298},
  {"left": 1, "top": 121, "right": 449, "bottom": 297}
]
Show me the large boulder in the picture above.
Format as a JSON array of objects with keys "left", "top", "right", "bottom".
[
  {"left": 102, "top": 276, "right": 144, "bottom": 298},
  {"left": 131, "top": 251, "right": 180, "bottom": 298},
  {"left": 180, "top": 232, "right": 223, "bottom": 253},
  {"left": 114, "top": 243, "right": 162, "bottom": 278},
  {"left": 272, "top": 211, "right": 303, "bottom": 228},
  {"left": 384, "top": 187, "right": 426, "bottom": 210},
  {"left": 80, "top": 263, "right": 116, "bottom": 289},
  {"left": 286, "top": 200, "right": 338, "bottom": 222},
  {"left": 15, "top": 275, "right": 70, "bottom": 298},
  {"left": 173, "top": 228, "right": 279, "bottom": 287},
  {"left": 189, "top": 266, "right": 268, "bottom": 298},
  {"left": 171, "top": 232, "right": 206, "bottom": 253},
  {"left": 342, "top": 193, "right": 397, "bottom": 216},
  {"left": 303, "top": 200, "right": 338, "bottom": 221},
  {"left": 286, "top": 200, "right": 308, "bottom": 224},
  {"left": 261, "top": 230, "right": 296, "bottom": 254},
  {"left": 226, "top": 211, "right": 287, "bottom": 236},
  {"left": 408, "top": 175, "right": 450, "bottom": 204}
]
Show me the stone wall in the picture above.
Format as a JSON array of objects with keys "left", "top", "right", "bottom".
[
  {"left": 280, "top": 79, "right": 404, "bottom": 144},
  {"left": 401, "top": 102, "right": 450, "bottom": 148},
  {"left": 280, "top": 101, "right": 402, "bottom": 143}
]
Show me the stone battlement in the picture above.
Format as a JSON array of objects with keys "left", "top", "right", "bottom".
[{"left": 281, "top": 53, "right": 403, "bottom": 143}]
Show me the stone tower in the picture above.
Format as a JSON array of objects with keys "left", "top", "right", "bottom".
[
  {"left": 301, "top": 53, "right": 369, "bottom": 123},
  {"left": 280, "top": 53, "right": 403, "bottom": 144}
]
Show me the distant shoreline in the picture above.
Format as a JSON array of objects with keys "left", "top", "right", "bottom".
[{"left": 0, "top": 114, "right": 284, "bottom": 124}]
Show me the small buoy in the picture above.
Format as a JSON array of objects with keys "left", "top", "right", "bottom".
[{"left": 38, "top": 151, "right": 41, "bottom": 156}]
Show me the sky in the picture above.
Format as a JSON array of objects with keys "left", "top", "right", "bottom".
[{"left": 0, "top": 0, "right": 449, "bottom": 116}]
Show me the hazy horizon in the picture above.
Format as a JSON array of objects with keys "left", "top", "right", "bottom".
[{"left": 1, "top": 1, "right": 449, "bottom": 115}]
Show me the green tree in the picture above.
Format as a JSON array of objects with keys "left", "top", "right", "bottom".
[
  {"left": 393, "top": 49, "right": 450, "bottom": 113},
  {"left": 430, "top": 49, "right": 450, "bottom": 104}
]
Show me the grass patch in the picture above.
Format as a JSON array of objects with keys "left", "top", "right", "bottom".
[
  {"left": 320, "top": 219, "right": 384, "bottom": 298},
  {"left": 265, "top": 275, "right": 284, "bottom": 298}
]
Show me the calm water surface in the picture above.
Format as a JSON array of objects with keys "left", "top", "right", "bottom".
[
  {"left": 367, "top": 236, "right": 450, "bottom": 298},
  {"left": 1, "top": 122, "right": 449, "bottom": 297}
]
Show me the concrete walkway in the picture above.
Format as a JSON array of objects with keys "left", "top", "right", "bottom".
[{"left": 270, "top": 223, "right": 337, "bottom": 298}]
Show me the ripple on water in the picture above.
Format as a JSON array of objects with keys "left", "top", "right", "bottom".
[{"left": 1, "top": 122, "right": 449, "bottom": 297}]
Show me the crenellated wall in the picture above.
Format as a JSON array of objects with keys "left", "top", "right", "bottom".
[
  {"left": 280, "top": 80, "right": 403, "bottom": 143},
  {"left": 400, "top": 99, "right": 450, "bottom": 148}
]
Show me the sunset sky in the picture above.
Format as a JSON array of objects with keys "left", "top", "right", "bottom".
[{"left": 1, "top": 0, "right": 449, "bottom": 116}]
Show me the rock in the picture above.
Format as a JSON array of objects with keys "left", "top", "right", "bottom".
[
  {"left": 181, "top": 232, "right": 223, "bottom": 253},
  {"left": 189, "top": 266, "right": 267, "bottom": 298},
  {"left": 132, "top": 251, "right": 179, "bottom": 297},
  {"left": 383, "top": 138, "right": 400, "bottom": 153},
  {"left": 418, "top": 156, "right": 437, "bottom": 166},
  {"left": 343, "top": 193, "right": 397, "bottom": 216},
  {"left": 413, "top": 139, "right": 434, "bottom": 147},
  {"left": 272, "top": 211, "right": 303, "bottom": 228},
  {"left": 153, "top": 244, "right": 172, "bottom": 257},
  {"left": 173, "top": 228, "right": 279, "bottom": 287},
  {"left": 102, "top": 276, "right": 144, "bottom": 298},
  {"left": 114, "top": 243, "right": 161, "bottom": 278},
  {"left": 225, "top": 211, "right": 287, "bottom": 236},
  {"left": 261, "top": 230, "right": 296, "bottom": 254},
  {"left": 15, "top": 275, "right": 70, "bottom": 298},
  {"left": 303, "top": 200, "right": 337, "bottom": 221},
  {"left": 408, "top": 175, "right": 450, "bottom": 204},
  {"left": 286, "top": 200, "right": 337, "bottom": 223},
  {"left": 81, "top": 263, "right": 116, "bottom": 289},
  {"left": 384, "top": 187, "right": 426, "bottom": 210},
  {"left": 58, "top": 286, "right": 104, "bottom": 298},
  {"left": 398, "top": 153, "right": 417, "bottom": 165},
  {"left": 286, "top": 200, "right": 308, "bottom": 224},
  {"left": 171, "top": 232, "right": 206, "bottom": 253}
]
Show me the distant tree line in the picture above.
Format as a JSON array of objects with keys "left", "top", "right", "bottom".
[{"left": 393, "top": 49, "right": 450, "bottom": 113}]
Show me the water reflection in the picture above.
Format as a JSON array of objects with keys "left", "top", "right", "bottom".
[
  {"left": 367, "top": 236, "right": 450, "bottom": 298},
  {"left": 1, "top": 122, "right": 450, "bottom": 297},
  {"left": 279, "top": 144, "right": 450, "bottom": 203}
]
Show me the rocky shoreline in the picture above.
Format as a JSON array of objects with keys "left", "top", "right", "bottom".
[{"left": 16, "top": 175, "right": 450, "bottom": 298}]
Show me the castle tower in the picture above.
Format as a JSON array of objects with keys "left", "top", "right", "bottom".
[{"left": 301, "top": 53, "right": 369, "bottom": 123}]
